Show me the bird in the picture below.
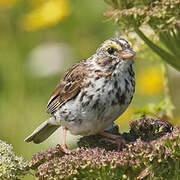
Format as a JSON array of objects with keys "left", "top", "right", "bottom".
[{"left": 24, "top": 37, "right": 136, "bottom": 153}]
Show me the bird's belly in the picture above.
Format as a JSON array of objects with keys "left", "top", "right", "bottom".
[
  {"left": 56, "top": 74, "right": 134, "bottom": 136},
  {"left": 62, "top": 103, "right": 129, "bottom": 136},
  {"left": 59, "top": 103, "right": 127, "bottom": 136}
]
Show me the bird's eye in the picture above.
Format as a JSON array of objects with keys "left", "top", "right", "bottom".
[{"left": 107, "top": 47, "right": 116, "bottom": 54}]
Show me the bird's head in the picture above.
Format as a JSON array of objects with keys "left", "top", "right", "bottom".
[{"left": 96, "top": 38, "right": 135, "bottom": 65}]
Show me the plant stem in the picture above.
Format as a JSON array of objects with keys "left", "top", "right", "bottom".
[
  {"left": 134, "top": 27, "right": 180, "bottom": 71},
  {"left": 161, "top": 63, "right": 174, "bottom": 121},
  {"left": 134, "top": 26, "right": 174, "bottom": 120}
]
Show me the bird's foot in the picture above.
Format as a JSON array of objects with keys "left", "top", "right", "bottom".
[
  {"left": 56, "top": 144, "right": 71, "bottom": 154},
  {"left": 100, "top": 137, "right": 125, "bottom": 147},
  {"left": 99, "top": 131, "right": 126, "bottom": 147}
]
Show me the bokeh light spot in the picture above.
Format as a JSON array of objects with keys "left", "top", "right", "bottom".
[{"left": 137, "top": 66, "right": 164, "bottom": 96}]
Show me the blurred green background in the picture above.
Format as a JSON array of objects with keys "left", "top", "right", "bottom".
[{"left": 0, "top": 0, "right": 179, "bottom": 166}]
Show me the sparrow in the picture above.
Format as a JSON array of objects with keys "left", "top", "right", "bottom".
[{"left": 25, "top": 37, "right": 136, "bottom": 153}]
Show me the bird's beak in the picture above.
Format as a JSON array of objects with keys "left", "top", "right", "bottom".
[{"left": 121, "top": 48, "right": 136, "bottom": 60}]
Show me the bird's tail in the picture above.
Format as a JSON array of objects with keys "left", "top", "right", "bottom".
[{"left": 24, "top": 117, "right": 60, "bottom": 144}]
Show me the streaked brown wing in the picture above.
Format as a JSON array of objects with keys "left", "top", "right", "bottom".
[{"left": 46, "top": 60, "right": 87, "bottom": 114}]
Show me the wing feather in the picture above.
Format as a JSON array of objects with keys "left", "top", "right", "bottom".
[{"left": 46, "top": 60, "right": 87, "bottom": 114}]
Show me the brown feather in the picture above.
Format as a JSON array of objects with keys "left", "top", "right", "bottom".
[{"left": 46, "top": 60, "right": 88, "bottom": 114}]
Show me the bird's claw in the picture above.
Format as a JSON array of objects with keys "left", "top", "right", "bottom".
[
  {"left": 100, "top": 136, "right": 126, "bottom": 146},
  {"left": 56, "top": 144, "right": 71, "bottom": 154}
]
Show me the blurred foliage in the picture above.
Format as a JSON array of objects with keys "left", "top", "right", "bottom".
[
  {"left": 20, "top": 0, "right": 70, "bottom": 31},
  {"left": 105, "top": 0, "right": 180, "bottom": 71},
  {"left": 134, "top": 100, "right": 174, "bottom": 121},
  {"left": 0, "top": 2, "right": 180, "bottom": 180},
  {"left": 136, "top": 66, "right": 164, "bottom": 95},
  {"left": 28, "top": 118, "right": 180, "bottom": 179},
  {"left": 0, "top": 0, "right": 18, "bottom": 9}
]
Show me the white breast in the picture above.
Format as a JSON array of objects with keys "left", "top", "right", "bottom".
[{"left": 55, "top": 60, "right": 135, "bottom": 136}]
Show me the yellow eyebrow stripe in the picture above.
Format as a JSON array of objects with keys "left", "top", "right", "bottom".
[
  {"left": 103, "top": 42, "right": 121, "bottom": 50},
  {"left": 110, "top": 43, "right": 121, "bottom": 49}
]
